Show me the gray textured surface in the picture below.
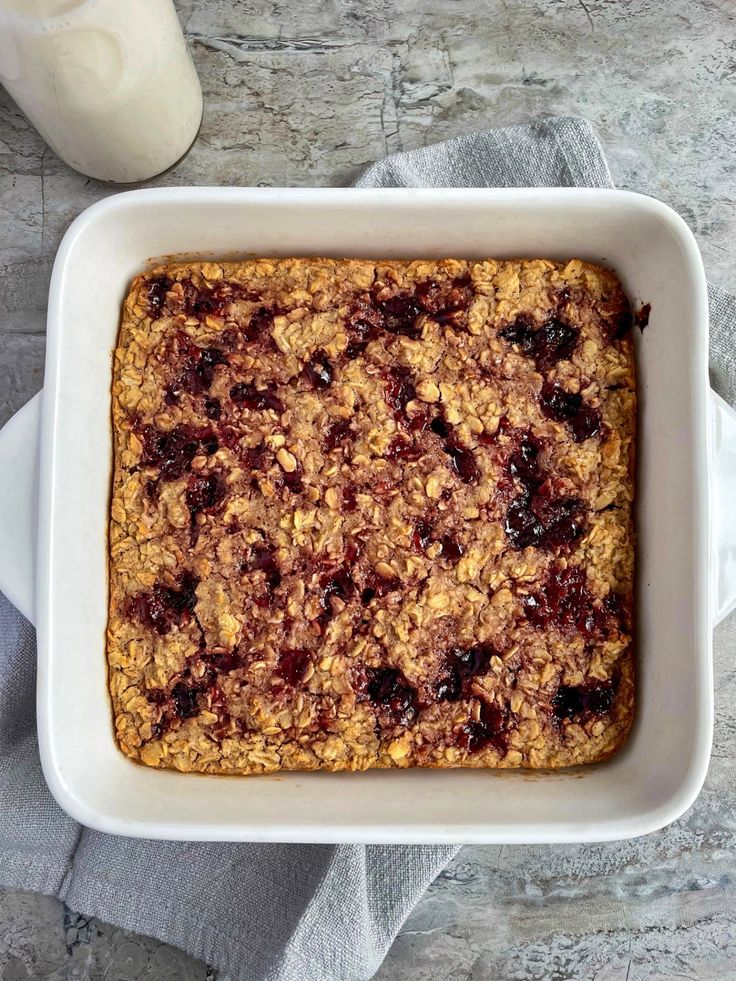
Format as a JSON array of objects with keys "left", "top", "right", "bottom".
[{"left": 1, "top": 0, "right": 735, "bottom": 978}]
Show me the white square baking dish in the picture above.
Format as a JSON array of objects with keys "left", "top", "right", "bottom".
[{"left": 1, "top": 187, "right": 735, "bottom": 843}]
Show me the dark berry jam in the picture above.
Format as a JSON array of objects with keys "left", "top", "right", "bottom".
[
  {"left": 457, "top": 701, "right": 507, "bottom": 753},
  {"left": 202, "top": 649, "right": 244, "bottom": 673},
  {"left": 415, "top": 274, "right": 473, "bottom": 325},
  {"left": 522, "top": 565, "right": 611, "bottom": 638},
  {"left": 277, "top": 648, "right": 311, "bottom": 687},
  {"left": 244, "top": 306, "right": 279, "bottom": 341},
  {"left": 171, "top": 681, "right": 202, "bottom": 719},
  {"left": 137, "top": 424, "right": 217, "bottom": 482},
  {"left": 478, "top": 414, "right": 509, "bottom": 445},
  {"left": 383, "top": 366, "right": 417, "bottom": 422},
  {"left": 303, "top": 349, "right": 333, "bottom": 389},
  {"left": 130, "top": 571, "right": 199, "bottom": 635},
  {"left": 180, "top": 279, "right": 259, "bottom": 320},
  {"left": 318, "top": 567, "right": 355, "bottom": 624},
  {"left": 439, "top": 535, "right": 464, "bottom": 564},
  {"left": 503, "top": 430, "right": 586, "bottom": 550},
  {"left": 385, "top": 435, "right": 423, "bottom": 462},
  {"left": 324, "top": 419, "right": 354, "bottom": 452},
  {"left": 539, "top": 383, "right": 601, "bottom": 442},
  {"left": 167, "top": 334, "right": 227, "bottom": 401},
  {"left": 552, "top": 679, "right": 616, "bottom": 720},
  {"left": 508, "top": 432, "right": 544, "bottom": 486},
  {"left": 229, "top": 382, "right": 284, "bottom": 414},
  {"left": 147, "top": 276, "right": 173, "bottom": 317},
  {"left": 365, "top": 666, "right": 418, "bottom": 725},
  {"left": 282, "top": 466, "right": 305, "bottom": 494},
  {"left": 245, "top": 543, "right": 281, "bottom": 591},
  {"left": 412, "top": 518, "right": 433, "bottom": 552},
  {"left": 360, "top": 571, "right": 400, "bottom": 605},
  {"left": 204, "top": 398, "right": 222, "bottom": 420},
  {"left": 343, "top": 485, "right": 357, "bottom": 511},
  {"left": 371, "top": 286, "right": 424, "bottom": 339},
  {"left": 430, "top": 414, "right": 452, "bottom": 439},
  {"left": 505, "top": 495, "right": 587, "bottom": 551},
  {"left": 345, "top": 298, "right": 382, "bottom": 358},
  {"left": 499, "top": 316, "right": 579, "bottom": 372},
  {"left": 243, "top": 441, "right": 269, "bottom": 472},
  {"left": 446, "top": 438, "right": 479, "bottom": 483},
  {"left": 186, "top": 472, "right": 226, "bottom": 520},
  {"left": 437, "top": 643, "right": 494, "bottom": 701},
  {"left": 609, "top": 309, "right": 633, "bottom": 341}
]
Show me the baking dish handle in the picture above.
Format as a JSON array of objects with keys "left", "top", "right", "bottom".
[
  {"left": 0, "top": 392, "right": 40, "bottom": 625},
  {"left": 713, "top": 390, "right": 736, "bottom": 626}
]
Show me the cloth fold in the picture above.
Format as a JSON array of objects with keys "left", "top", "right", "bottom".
[{"left": 0, "top": 115, "right": 732, "bottom": 981}]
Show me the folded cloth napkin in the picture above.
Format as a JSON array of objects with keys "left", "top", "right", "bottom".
[{"left": 1, "top": 116, "right": 734, "bottom": 981}]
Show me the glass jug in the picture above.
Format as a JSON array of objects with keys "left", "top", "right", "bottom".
[{"left": 0, "top": 0, "right": 203, "bottom": 182}]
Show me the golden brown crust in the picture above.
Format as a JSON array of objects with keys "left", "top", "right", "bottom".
[{"left": 107, "top": 257, "right": 635, "bottom": 775}]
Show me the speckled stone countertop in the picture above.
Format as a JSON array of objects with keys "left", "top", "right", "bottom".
[{"left": 1, "top": 0, "right": 735, "bottom": 978}]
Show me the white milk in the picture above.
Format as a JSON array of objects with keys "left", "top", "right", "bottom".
[{"left": 0, "top": 0, "right": 203, "bottom": 182}]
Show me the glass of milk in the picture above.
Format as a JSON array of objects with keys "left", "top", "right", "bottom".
[{"left": 0, "top": 0, "right": 203, "bottom": 183}]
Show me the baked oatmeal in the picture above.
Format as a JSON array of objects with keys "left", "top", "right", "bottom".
[{"left": 107, "top": 257, "right": 635, "bottom": 774}]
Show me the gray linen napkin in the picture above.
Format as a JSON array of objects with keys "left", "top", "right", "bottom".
[{"left": 1, "top": 115, "right": 733, "bottom": 981}]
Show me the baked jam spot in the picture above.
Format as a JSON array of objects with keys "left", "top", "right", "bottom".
[
  {"left": 457, "top": 701, "right": 507, "bottom": 753},
  {"left": 180, "top": 279, "right": 260, "bottom": 320},
  {"left": 130, "top": 571, "right": 199, "bottom": 635},
  {"left": 428, "top": 410, "right": 479, "bottom": 483},
  {"left": 552, "top": 679, "right": 616, "bottom": 720},
  {"left": 540, "top": 382, "right": 601, "bottom": 442},
  {"left": 505, "top": 494, "right": 587, "bottom": 550},
  {"left": 324, "top": 419, "right": 354, "bottom": 452},
  {"left": 137, "top": 424, "right": 218, "bottom": 482},
  {"left": 609, "top": 309, "right": 633, "bottom": 341},
  {"left": 361, "top": 571, "right": 400, "bottom": 605},
  {"left": 282, "top": 465, "right": 305, "bottom": 494},
  {"left": 244, "top": 306, "right": 280, "bottom": 341},
  {"left": 499, "top": 316, "right": 579, "bottom": 372},
  {"left": 446, "top": 437, "right": 479, "bottom": 483},
  {"left": 201, "top": 649, "right": 245, "bottom": 673},
  {"left": 508, "top": 432, "right": 544, "bottom": 487},
  {"left": 523, "top": 565, "right": 612, "bottom": 638},
  {"left": 385, "top": 435, "right": 423, "bottom": 462},
  {"left": 504, "top": 431, "right": 587, "bottom": 550},
  {"left": 415, "top": 274, "right": 473, "bottom": 325},
  {"left": 244, "top": 542, "right": 282, "bottom": 593},
  {"left": 345, "top": 298, "right": 383, "bottom": 358},
  {"left": 318, "top": 567, "right": 355, "bottom": 625},
  {"left": 171, "top": 680, "right": 203, "bottom": 720},
  {"left": 412, "top": 519, "right": 464, "bottom": 564},
  {"left": 204, "top": 397, "right": 222, "bottom": 420},
  {"left": 277, "top": 648, "right": 311, "bottom": 687},
  {"left": 229, "top": 382, "right": 284, "bottom": 414},
  {"left": 437, "top": 643, "right": 495, "bottom": 701},
  {"left": 430, "top": 413, "right": 452, "bottom": 439},
  {"left": 147, "top": 276, "right": 173, "bottom": 317},
  {"left": 342, "top": 485, "right": 358, "bottom": 511},
  {"left": 383, "top": 365, "right": 417, "bottom": 423},
  {"left": 412, "top": 518, "right": 433, "bottom": 552},
  {"left": 365, "top": 667, "right": 418, "bottom": 725},
  {"left": 303, "top": 349, "right": 333, "bottom": 389},
  {"left": 371, "top": 286, "right": 424, "bottom": 339},
  {"left": 186, "top": 473, "right": 227, "bottom": 533},
  {"left": 439, "top": 535, "right": 465, "bottom": 564},
  {"left": 166, "top": 332, "right": 228, "bottom": 403}
]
